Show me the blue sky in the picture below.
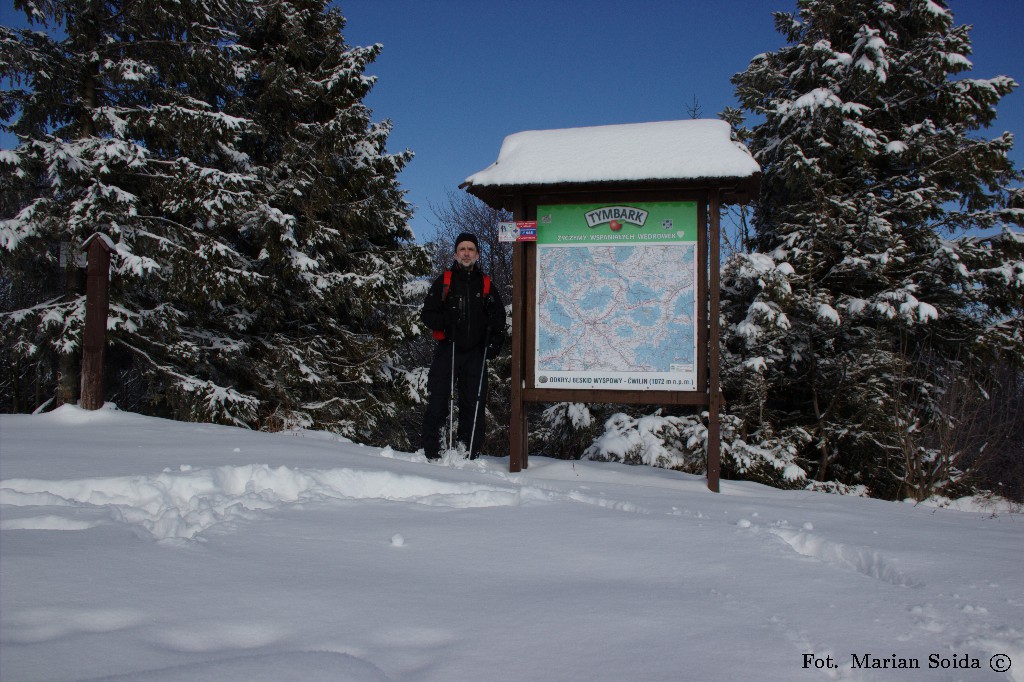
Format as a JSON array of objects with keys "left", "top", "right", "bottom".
[
  {"left": 339, "top": 0, "right": 1024, "bottom": 242},
  {"left": 3, "top": 1, "right": 1021, "bottom": 243}
]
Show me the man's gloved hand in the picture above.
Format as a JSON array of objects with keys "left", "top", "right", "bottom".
[
  {"left": 443, "top": 305, "right": 461, "bottom": 337},
  {"left": 487, "top": 334, "right": 504, "bottom": 357}
]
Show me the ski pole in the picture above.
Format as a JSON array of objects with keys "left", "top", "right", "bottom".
[
  {"left": 447, "top": 340, "right": 456, "bottom": 453},
  {"left": 467, "top": 329, "right": 490, "bottom": 456}
]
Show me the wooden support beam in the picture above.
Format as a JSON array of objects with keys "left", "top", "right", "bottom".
[
  {"left": 509, "top": 199, "right": 527, "bottom": 472},
  {"left": 707, "top": 192, "right": 722, "bottom": 492},
  {"left": 80, "top": 234, "right": 112, "bottom": 411}
]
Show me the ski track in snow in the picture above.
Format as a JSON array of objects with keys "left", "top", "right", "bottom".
[
  {"left": 78, "top": 652, "right": 393, "bottom": 682},
  {"left": 2, "top": 607, "right": 148, "bottom": 645},
  {"left": 728, "top": 517, "right": 1024, "bottom": 682},
  {"left": 767, "top": 526, "right": 922, "bottom": 588},
  {"left": 0, "top": 463, "right": 536, "bottom": 541},
  {"left": 0, "top": 457, "right": 661, "bottom": 542}
]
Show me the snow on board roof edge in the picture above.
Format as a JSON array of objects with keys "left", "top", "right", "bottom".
[{"left": 462, "top": 119, "right": 761, "bottom": 192}]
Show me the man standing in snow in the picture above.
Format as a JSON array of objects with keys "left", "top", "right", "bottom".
[{"left": 420, "top": 233, "right": 506, "bottom": 460}]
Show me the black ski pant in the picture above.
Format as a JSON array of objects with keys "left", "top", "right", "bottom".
[{"left": 421, "top": 341, "right": 488, "bottom": 459}]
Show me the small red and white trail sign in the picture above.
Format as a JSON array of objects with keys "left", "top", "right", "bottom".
[{"left": 498, "top": 221, "right": 537, "bottom": 242}]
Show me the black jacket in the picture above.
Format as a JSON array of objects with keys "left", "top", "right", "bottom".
[{"left": 421, "top": 263, "right": 505, "bottom": 352}]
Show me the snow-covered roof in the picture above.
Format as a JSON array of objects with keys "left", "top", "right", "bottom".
[{"left": 462, "top": 119, "right": 760, "bottom": 199}]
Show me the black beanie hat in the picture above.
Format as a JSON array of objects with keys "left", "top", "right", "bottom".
[{"left": 454, "top": 232, "right": 479, "bottom": 251}]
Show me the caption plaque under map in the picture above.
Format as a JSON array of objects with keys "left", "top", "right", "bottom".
[{"left": 535, "top": 202, "right": 699, "bottom": 391}]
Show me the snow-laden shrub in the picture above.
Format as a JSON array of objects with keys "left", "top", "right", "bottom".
[
  {"left": 545, "top": 401, "right": 593, "bottom": 431},
  {"left": 534, "top": 402, "right": 601, "bottom": 459},
  {"left": 582, "top": 410, "right": 704, "bottom": 472},
  {"left": 805, "top": 480, "right": 870, "bottom": 497},
  {"left": 719, "top": 418, "right": 809, "bottom": 486},
  {"left": 582, "top": 408, "right": 808, "bottom": 487}
]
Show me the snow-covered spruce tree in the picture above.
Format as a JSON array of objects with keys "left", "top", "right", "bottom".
[
  {"left": 222, "top": 0, "right": 428, "bottom": 440},
  {"left": 722, "top": 0, "right": 1024, "bottom": 499},
  {"left": 1, "top": 0, "right": 429, "bottom": 437},
  {"left": 1, "top": 0, "right": 263, "bottom": 419}
]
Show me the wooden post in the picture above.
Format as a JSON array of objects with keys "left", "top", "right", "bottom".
[
  {"left": 707, "top": 191, "right": 722, "bottom": 492},
  {"left": 509, "top": 198, "right": 527, "bottom": 472},
  {"left": 80, "top": 234, "right": 112, "bottom": 410}
]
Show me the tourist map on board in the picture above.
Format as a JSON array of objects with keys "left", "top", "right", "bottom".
[{"left": 535, "top": 202, "right": 699, "bottom": 391}]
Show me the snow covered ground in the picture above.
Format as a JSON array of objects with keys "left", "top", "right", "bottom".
[{"left": 1, "top": 405, "right": 1021, "bottom": 682}]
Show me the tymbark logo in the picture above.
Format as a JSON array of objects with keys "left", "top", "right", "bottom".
[{"left": 584, "top": 206, "right": 649, "bottom": 229}]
